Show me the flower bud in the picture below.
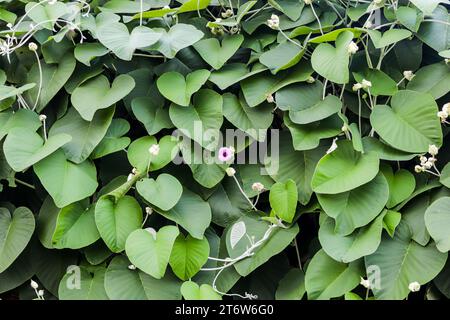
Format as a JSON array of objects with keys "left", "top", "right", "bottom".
[
  {"left": 28, "top": 42, "right": 38, "bottom": 52},
  {"left": 226, "top": 167, "right": 236, "bottom": 177},
  {"left": 31, "top": 280, "right": 39, "bottom": 289},
  {"left": 403, "top": 70, "right": 415, "bottom": 81},
  {"left": 347, "top": 41, "right": 359, "bottom": 55},
  {"left": 352, "top": 83, "right": 363, "bottom": 91},
  {"left": 408, "top": 281, "right": 420, "bottom": 292},
  {"left": 251, "top": 182, "right": 265, "bottom": 192},
  {"left": 39, "top": 114, "right": 47, "bottom": 122},
  {"left": 428, "top": 144, "right": 439, "bottom": 156}
]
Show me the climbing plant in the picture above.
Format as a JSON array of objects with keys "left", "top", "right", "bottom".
[{"left": 0, "top": 0, "right": 449, "bottom": 301}]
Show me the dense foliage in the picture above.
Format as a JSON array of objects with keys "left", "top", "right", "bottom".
[{"left": 0, "top": 0, "right": 449, "bottom": 301}]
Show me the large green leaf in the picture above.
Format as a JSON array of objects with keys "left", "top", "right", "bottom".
[
  {"left": 49, "top": 106, "right": 115, "bottom": 163},
  {"left": 275, "top": 269, "right": 306, "bottom": 300},
  {"left": 381, "top": 165, "right": 416, "bottom": 209},
  {"left": 0, "top": 207, "right": 35, "bottom": 273},
  {"left": 169, "top": 234, "right": 210, "bottom": 281},
  {"left": 91, "top": 118, "right": 131, "bottom": 159},
  {"left": 97, "top": 23, "right": 161, "bottom": 61},
  {"left": 194, "top": 35, "right": 244, "bottom": 70},
  {"left": 367, "top": 29, "right": 412, "bottom": 48},
  {"left": 154, "top": 188, "right": 211, "bottom": 240},
  {"left": 365, "top": 221, "right": 448, "bottom": 300},
  {"left": 370, "top": 90, "right": 442, "bottom": 153},
  {"left": 34, "top": 150, "right": 98, "bottom": 208},
  {"left": 95, "top": 195, "right": 143, "bottom": 253},
  {"left": 317, "top": 172, "right": 389, "bottom": 235},
  {"left": 180, "top": 281, "right": 222, "bottom": 300},
  {"left": 58, "top": 267, "right": 108, "bottom": 300},
  {"left": 71, "top": 74, "right": 135, "bottom": 121},
  {"left": 136, "top": 174, "right": 183, "bottom": 211},
  {"left": 126, "top": 226, "right": 179, "bottom": 278},
  {"left": 407, "top": 62, "right": 450, "bottom": 99},
  {"left": 305, "top": 249, "right": 362, "bottom": 300},
  {"left": 260, "top": 41, "right": 305, "bottom": 74},
  {"left": 425, "top": 197, "right": 450, "bottom": 253},
  {"left": 0, "top": 109, "right": 40, "bottom": 141},
  {"left": 269, "top": 179, "right": 298, "bottom": 223},
  {"left": 131, "top": 97, "right": 172, "bottom": 135},
  {"left": 311, "top": 140, "right": 380, "bottom": 194},
  {"left": 289, "top": 95, "right": 342, "bottom": 124}
]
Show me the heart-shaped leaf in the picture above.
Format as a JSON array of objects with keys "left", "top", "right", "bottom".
[
  {"left": 52, "top": 202, "right": 100, "bottom": 250},
  {"left": 0, "top": 207, "right": 35, "bottom": 273},
  {"left": 74, "top": 43, "right": 109, "bottom": 66},
  {"left": 317, "top": 172, "right": 389, "bottom": 235},
  {"left": 95, "top": 195, "right": 143, "bottom": 253},
  {"left": 260, "top": 41, "right": 305, "bottom": 74},
  {"left": 311, "top": 140, "right": 380, "bottom": 194},
  {"left": 425, "top": 197, "right": 450, "bottom": 253},
  {"left": 157, "top": 69, "right": 210, "bottom": 106},
  {"left": 381, "top": 165, "right": 416, "bottom": 209},
  {"left": 91, "top": 118, "right": 131, "bottom": 159},
  {"left": 25, "top": 1, "right": 67, "bottom": 30},
  {"left": 407, "top": 62, "right": 450, "bottom": 99},
  {"left": 4, "top": 128, "right": 72, "bottom": 172},
  {"left": 370, "top": 90, "right": 442, "bottom": 153},
  {"left": 367, "top": 29, "right": 412, "bottom": 48},
  {"left": 127, "top": 135, "right": 179, "bottom": 173},
  {"left": 125, "top": 226, "right": 179, "bottom": 279},
  {"left": 353, "top": 69, "right": 398, "bottom": 96},
  {"left": 131, "top": 97, "right": 173, "bottom": 135},
  {"left": 169, "top": 89, "right": 223, "bottom": 149},
  {"left": 0, "top": 109, "right": 41, "bottom": 141},
  {"left": 147, "top": 24, "right": 204, "bottom": 59},
  {"left": 97, "top": 23, "right": 162, "bottom": 61},
  {"left": 136, "top": 174, "right": 183, "bottom": 211},
  {"left": 311, "top": 30, "right": 354, "bottom": 84},
  {"left": 180, "top": 281, "right": 222, "bottom": 300},
  {"left": 269, "top": 179, "right": 298, "bottom": 223},
  {"left": 194, "top": 35, "right": 244, "bottom": 70},
  {"left": 169, "top": 234, "right": 210, "bottom": 280},
  {"left": 289, "top": 95, "right": 342, "bottom": 124},
  {"left": 34, "top": 150, "right": 98, "bottom": 208},
  {"left": 49, "top": 106, "right": 115, "bottom": 163},
  {"left": 71, "top": 74, "right": 135, "bottom": 121}
]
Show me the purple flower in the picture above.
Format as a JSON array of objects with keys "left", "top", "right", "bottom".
[{"left": 218, "top": 147, "right": 234, "bottom": 162}]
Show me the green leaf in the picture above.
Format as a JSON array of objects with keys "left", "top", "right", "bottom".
[
  {"left": 52, "top": 202, "right": 100, "bottom": 249},
  {"left": 209, "top": 63, "right": 267, "bottom": 90},
  {"left": 4, "top": 128, "right": 72, "bottom": 172},
  {"left": 241, "top": 61, "right": 313, "bottom": 107},
  {"left": 136, "top": 174, "right": 183, "bottom": 211},
  {"left": 396, "top": 7, "right": 423, "bottom": 32},
  {"left": 26, "top": 55, "right": 76, "bottom": 112},
  {"left": 275, "top": 269, "right": 306, "bottom": 300},
  {"left": 381, "top": 165, "right": 416, "bottom": 209},
  {"left": 417, "top": 6, "right": 450, "bottom": 52},
  {"left": 361, "top": 137, "right": 417, "bottom": 161},
  {"left": 222, "top": 93, "right": 273, "bottom": 142},
  {"left": 148, "top": 24, "right": 204, "bottom": 59},
  {"left": 440, "top": 163, "right": 450, "bottom": 188},
  {"left": 71, "top": 74, "right": 135, "bottom": 121},
  {"left": 157, "top": 69, "right": 210, "bottom": 107},
  {"left": 311, "top": 30, "right": 354, "bottom": 84},
  {"left": 194, "top": 35, "right": 244, "bottom": 70},
  {"left": 91, "top": 118, "right": 131, "bottom": 159},
  {"left": 226, "top": 215, "right": 299, "bottom": 276},
  {"left": 127, "top": 135, "right": 179, "bottom": 173},
  {"left": 269, "top": 179, "right": 298, "bottom": 223},
  {"left": 370, "top": 90, "right": 442, "bottom": 153},
  {"left": 0, "top": 83, "right": 36, "bottom": 102},
  {"left": 104, "top": 255, "right": 182, "bottom": 300},
  {"left": 305, "top": 249, "right": 362, "bottom": 300},
  {"left": 155, "top": 188, "right": 211, "bottom": 240},
  {"left": 0, "top": 207, "right": 35, "bottom": 273},
  {"left": 100, "top": 0, "right": 152, "bottom": 13},
  {"left": 34, "top": 150, "right": 98, "bottom": 208},
  {"left": 49, "top": 106, "right": 115, "bottom": 163},
  {"left": 311, "top": 140, "right": 380, "bottom": 194},
  {"left": 382, "top": 210, "right": 401, "bottom": 237},
  {"left": 425, "top": 197, "right": 450, "bottom": 253},
  {"left": 132, "top": 97, "right": 172, "bottom": 135},
  {"left": 74, "top": 43, "right": 109, "bottom": 66},
  {"left": 367, "top": 29, "right": 412, "bottom": 48},
  {"left": 275, "top": 80, "right": 322, "bottom": 112},
  {"left": 169, "top": 234, "right": 210, "bottom": 281},
  {"left": 125, "top": 226, "right": 179, "bottom": 278},
  {"left": 0, "top": 109, "right": 41, "bottom": 141},
  {"left": 353, "top": 69, "right": 398, "bottom": 96},
  {"left": 169, "top": 89, "right": 223, "bottom": 149},
  {"left": 407, "top": 62, "right": 450, "bottom": 99},
  {"left": 289, "top": 95, "right": 342, "bottom": 124},
  {"left": 260, "top": 41, "right": 305, "bottom": 74},
  {"left": 97, "top": 23, "right": 162, "bottom": 61},
  {"left": 95, "top": 195, "right": 143, "bottom": 253},
  {"left": 410, "top": 0, "right": 449, "bottom": 15},
  {"left": 58, "top": 267, "right": 108, "bottom": 300},
  {"left": 180, "top": 281, "right": 222, "bottom": 300},
  {"left": 25, "top": 1, "right": 68, "bottom": 30},
  {"left": 365, "top": 221, "right": 448, "bottom": 300},
  {"left": 319, "top": 213, "right": 385, "bottom": 263},
  {"left": 317, "top": 172, "right": 388, "bottom": 235},
  {"left": 285, "top": 114, "right": 342, "bottom": 151}
]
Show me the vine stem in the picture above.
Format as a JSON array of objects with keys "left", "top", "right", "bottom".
[
  {"left": 32, "top": 50, "right": 42, "bottom": 111},
  {"left": 231, "top": 175, "right": 257, "bottom": 210}
]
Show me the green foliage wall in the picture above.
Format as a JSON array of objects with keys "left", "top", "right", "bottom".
[{"left": 0, "top": 0, "right": 450, "bottom": 301}]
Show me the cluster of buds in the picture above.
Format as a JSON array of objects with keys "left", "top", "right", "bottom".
[
  {"left": 403, "top": 70, "right": 415, "bottom": 81},
  {"left": 251, "top": 182, "right": 265, "bottom": 193},
  {"left": 408, "top": 281, "right": 420, "bottom": 293},
  {"left": 267, "top": 14, "right": 280, "bottom": 30},
  {"left": 415, "top": 145, "right": 440, "bottom": 176},
  {"left": 30, "top": 280, "right": 45, "bottom": 300},
  {"left": 437, "top": 103, "right": 450, "bottom": 124},
  {"left": 209, "top": 24, "right": 225, "bottom": 36},
  {"left": 352, "top": 79, "right": 372, "bottom": 91},
  {"left": 221, "top": 9, "right": 233, "bottom": 18},
  {"left": 347, "top": 41, "right": 359, "bottom": 55}
]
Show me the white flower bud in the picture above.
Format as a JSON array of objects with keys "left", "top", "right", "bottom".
[
  {"left": 306, "top": 76, "right": 315, "bottom": 84},
  {"left": 360, "top": 277, "right": 371, "bottom": 289},
  {"left": 148, "top": 144, "right": 160, "bottom": 156},
  {"left": 267, "top": 14, "right": 280, "bottom": 29},
  {"left": 442, "top": 103, "right": 450, "bottom": 114},
  {"left": 28, "top": 42, "right": 38, "bottom": 51},
  {"left": 132, "top": 167, "right": 138, "bottom": 175},
  {"left": 251, "top": 182, "right": 265, "bottom": 192},
  {"left": 128, "top": 264, "right": 136, "bottom": 270},
  {"left": 31, "top": 280, "right": 39, "bottom": 289},
  {"left": 445, "top": 59, "right": 450, "bottom": 65},
  {"left": 326, "top": 138, "right": 338, "bottom": 154},
  {"left": 415, "top": 165, "right": 424, "bottom": 173},
  {"left": 266, "top": 94, "right": 274, "bottom": 103},
  {"left": 364, "top": 21, "right": 373, "bottom": 29},
  {"left": 6, "top": 23, "right": 12, "bottom": 29},
  {"left": 403, "top": 70, "right": 415, "bottom": 81},
  {"left": 424, "top": 161, "right": 433, "bottom": 169},
  {"left": 419, "top": 156, "right": 427, "bottom": 165},
  {"left": 361, "top": 79, "right": 372, "bottom": 89},
  {"left": 304, "top": 0, "right": 313, "bottom": 4},
  {"left": 145, "top": 207, "right": 153, "bottom": 215},
  {"left": 347, "top": 41, "right": 359, "bottom": 55},
  {"left": 39, "top": 114, "right": 47, "bottom": 122},
  {"left": 341, "top": 124, "right": 348, "bottom": 132},
  {"left": 163, "top": 5, "right": 170, "bottom": 9},
  {"left": 38, "top": 290, "right": 44, "bottom": 296},
  {"left": 428, "top": 144, "right": 439, "bottom": 156},
  {"left": 352, "top": 83, "right": 363, "bottom": 91},
  {"left": 408, "top": 281, "right": 420, "bottom": 292},
  {"left": 127, "top": 173, "right": 133, "bottom": 181},
  {"left": 226, "top": 167, "right": 236, "bottom": 177},
  {"left": 437, "top": 111, "right": 448, "bottom": 122}
]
